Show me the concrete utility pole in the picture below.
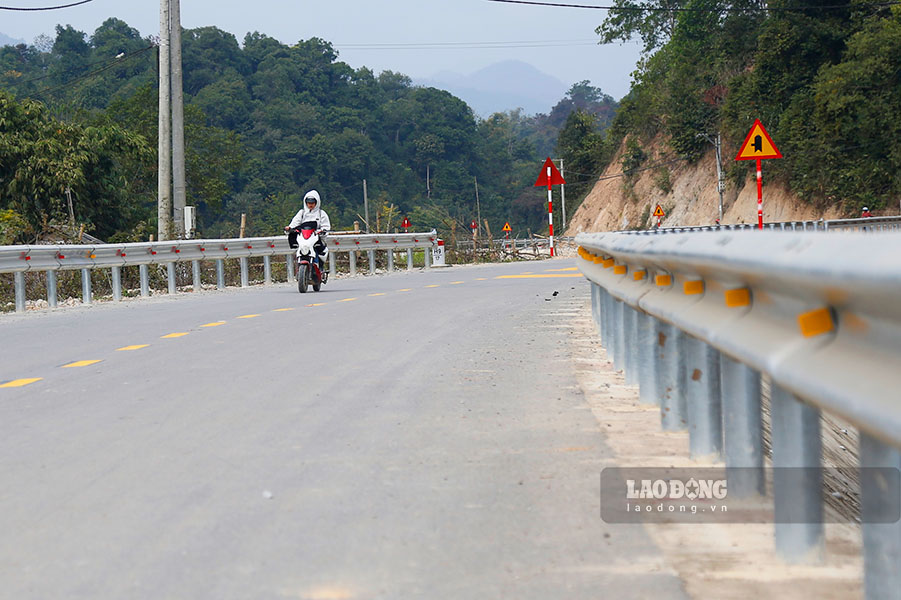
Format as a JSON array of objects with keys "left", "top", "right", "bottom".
[
  {"left": 363, "top": 179, "right": 370, "bottom": 233},
  {"left": 698, "top": 132, "right": 726, "bottom": 224},
  {"left": 557, "top": 158, "right": 567, "bottom": 231},
  {"left": 170, "top": 0, "right": 186, "bottom": 238},
  {"left": 157, "top": 0, "right": 172, "bottom": 240}
]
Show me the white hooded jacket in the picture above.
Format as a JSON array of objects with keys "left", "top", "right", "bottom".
[{"left": 289, "top": 190, "right": 331, "bottom": 232}]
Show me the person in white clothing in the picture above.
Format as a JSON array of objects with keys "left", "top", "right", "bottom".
[{"left": 285, "top": 190, "right": 331, "bottom": 270}]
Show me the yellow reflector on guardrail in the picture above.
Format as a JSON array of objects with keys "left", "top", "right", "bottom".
[
  {"left": 633, "top": 271, "right": 647, "bottom": 281},
  {"left": 799, "top": 308, "right": 835, "bottom": 337},
  {"left": 613, "top": 265, "right": 627, "bottom": 275},
  {"left": 684, "top": 280, "right": 705, "bottom": 295},
  {"left": 655, "top": 274, "right": 672, "bottom": 287},
  {"left": 602, "top": 258, "right": 615, "bottom": 268},
  {"left": 725, "top": 288, "right": 751, "bottom": 307}
]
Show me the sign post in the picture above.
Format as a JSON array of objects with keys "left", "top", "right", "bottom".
[
  {"left": 735, "top": 119, "right": 782, "bottom": 229},
  {"left": 534, "top": 157, "right": 565, "bottom": 257},
  {"left": 653, "top": 205, "right": 665, "bottom": 229},
  {"left": 502, "top": 222, "right": 512, "bottom": 249}
]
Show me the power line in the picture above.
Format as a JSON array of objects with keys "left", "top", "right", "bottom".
[
  {"left": 0, "top": 0, "right": 94, "bottom": 10},
  {"left": 483, "top": 0, "right": 901, "bottom": 11},
  {"left": 31, "top": 45, "right": 156, "bottom": 97},
  {"left": 336, "top": 39, "right": 601, "bottom": 50},
  {"left": 5, "top": 45, "right": 156, "bottom": 87}
]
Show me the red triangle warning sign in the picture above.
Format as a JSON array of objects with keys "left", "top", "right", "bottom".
[
  {"left": 653, "top": 205, "right": 666, "bottom": 218},
  {"left": 735, "top": 119, "right": 782, "bottom": 161},
  {"left": 502, "top": 222, "right": 512, "bottom": 232},
  {"left": 534, "top": 157, "right": 566, "bottom": 187}
]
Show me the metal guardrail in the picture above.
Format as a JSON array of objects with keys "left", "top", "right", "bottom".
[
  {"left": 1, "top": 231, "right": 438, "bottom": 312},
  {"left": 627, "top": 215, "right": 901, "bottom": 235},
  {"left": 575, "top": 230, "right": 900, "bottom": 600},
  {"left": 455, "top": 236, "right": 576, "bottom": 250}
]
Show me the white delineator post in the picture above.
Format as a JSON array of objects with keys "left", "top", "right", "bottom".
[{"left": 547, "top": 166, "right": 555, "bottom": 258}]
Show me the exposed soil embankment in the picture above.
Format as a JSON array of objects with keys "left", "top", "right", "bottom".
[{"left": 566, "top": 136, "right": 846, "bottom": 234}]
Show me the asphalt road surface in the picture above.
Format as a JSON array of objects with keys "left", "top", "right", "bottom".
[{"left": 0, "top": 260, "right": 687, "bottom": 599}]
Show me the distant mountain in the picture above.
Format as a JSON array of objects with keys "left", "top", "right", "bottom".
[
  {"left": 415, "top": 60, "right": 569, "bottom": 117},
  {"left": 0, "top": 32, "right": 25, "bottom": 47}
]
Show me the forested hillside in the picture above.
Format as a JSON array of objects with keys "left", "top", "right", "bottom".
[
  {"left": 0, "top": 19, "right": 616, "bottom": 243},
  {"left": 569, "top": 0, "right": 901, "bottom": 217}
]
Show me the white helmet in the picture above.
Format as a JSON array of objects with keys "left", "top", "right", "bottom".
[{"left": 303, "top": 190, "right": 321, "bottom": 210}]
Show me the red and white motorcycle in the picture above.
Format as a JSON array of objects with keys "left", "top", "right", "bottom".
[{"left": 290, "top": 222, "right": 328, "bottom": 293}]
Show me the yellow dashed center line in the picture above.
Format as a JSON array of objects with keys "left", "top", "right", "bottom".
[
  {"left": 545, "top": 267, "right": 579, "bottom": 272},
  {"left": 339, "top": 298, "right": 358, "bottom": 302},
  {"left": 425, "top": 285, "right": 440, "bottom": 288},
  {"left": 476, "top": 278, "right": 488, "bottom": 281},
  {"left": 201, "top": 321, "right": 226, "bottom": 328},
  {"left": 237, "top": 314, "right": 260, "bottom": 319},
  {"left": 307, "top": 303, "right": 327, "bottom": 307},
  {"left": 273, "top": 308, "right": 295, "bottom": 312},
  {"left": 117, "top": 345, "right": 149, "bottom": 352},
  {"left": 162, "top": 332, "right": 190, "bottom": 339},
  {"left": 62, "top": 360, "right": 102, "bottom": 368},
  {"left": 368, "top": 293, "right": 386, "bottom": 297},
  {"left": 398, "top": 288, "right": 412, "bottom": 292},
  {"left": 450, "top": 281, "right": 464, "bottom": 285},
  {"left": 0, "top": 378, "right": 42, "bottom": 388}
]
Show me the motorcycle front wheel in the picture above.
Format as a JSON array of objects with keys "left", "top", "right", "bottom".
[{"left": 298, "top": 263, "right": 309, "bottom": 293}]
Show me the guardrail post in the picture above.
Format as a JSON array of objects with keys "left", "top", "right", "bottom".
[
  {"left": 637, "top": 311, "right": 657, "bottom": 405},
  {"left": 590, "top": 283, "right": 599, "bottom": 330},
  {"left": 192, "top": 260, "right": 202, "bottom": 292},
  {"left": 684, "top": 335, "right": 723, "bottom": 461},
  {"left": 111, "top": 266, "right": 122, "bottom": 302},
  {"left": 349, "top": 252, "right": 357, "bottom": 276},
  {"left": 263, "top": 256, "right": 271, "bottom": 285},
  {"left": 47, "top": 270, "right": 58, "bottom": 308},
  {"left": 387, "top": 250, "right": 394, "bottom": 272},
  {"left": 772, "top": 383, "right": 824, "bottom": 563},
  {"left": 81, "top": 268, "right": 92, "bottom": 305},
  {"left": 602, "top": 289, "right": 615, "bottom": 360},
  {"left": 423, "top": 246, "right": 431, "bottom": 269},
  {"left": 659, "top": 324, "right": 688, "bottom": 431},
  {"left": 14, "top": 271, "right": 26, "bottom": 312},
  {"left": 240, "top": 257, "right": 249, "bottom": 288},
  {"left": 328, "top": 252, "right": 336, "bottom": 275},
  {"left": 139, "top": 264, "right": 150, "bottom": 297},
  {"left": 613, "top": 299, "right": 625, "bottom": 373},
  {"left": 368, "top": 250, "right": 376, "bottom": 275},
  {"left": 286, "top": 254, "right": 294, "bottom": 281},
  {"left": 407, "top": 248, "right": 413, "bottom": 271},
  {"left": 860, "top": 433, "right": 901, "bottom": 600},
  {"left": 216, "top": 259, "right": 225, "bottom": 290},
  {"left": 623, "top": 305, "right": 638, "bottom": 385},
  {"left": 720, "top": 354, "right": 765, "bottom": 497},
  {"left": 167, "top": 263, "right": 177, "bottom": 295}
]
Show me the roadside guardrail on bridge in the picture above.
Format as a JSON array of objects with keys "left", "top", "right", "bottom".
[
  {"left": 576, "top": 230, "right": 900, "bottom": 600},
  {"left": 0, "top": 231, "right": 437, "bottom": 312}
]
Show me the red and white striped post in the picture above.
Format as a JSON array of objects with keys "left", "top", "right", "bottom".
[
  {"left": 534, "top": 157, "right": 565, "bottom": 258},
  {"left": 756, "top": 158, "right": 763, "bottom": 229},
  {"left": 546, "top": 165, "right": 555, "bottom": 257}
]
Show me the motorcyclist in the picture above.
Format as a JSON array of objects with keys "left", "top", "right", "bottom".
[{"left": 285, "top": 190, "right": 331, "bottom": 276}]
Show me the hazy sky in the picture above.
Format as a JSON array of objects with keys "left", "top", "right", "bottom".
[{"left": 2, "top": 0, "right": 642, "bottom": 99}]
